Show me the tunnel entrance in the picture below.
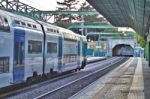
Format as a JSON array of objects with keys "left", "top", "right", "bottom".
[{"left": 112, "top": 44, "right": 134, "bottom": 57}]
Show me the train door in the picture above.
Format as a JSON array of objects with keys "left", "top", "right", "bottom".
[
  {"left": 13, "top": 29, "right": 25, "bottom": 83},
  {"left": 58, "top": 36, "right": 63, "bottom": 71},
  {"left": 77, "top": 41, "right": 80, "bottom": 66}
]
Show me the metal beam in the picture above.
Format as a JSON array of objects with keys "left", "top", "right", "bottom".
[
  {"left": 86, "top": 32, "right": 135, "bottom": 39},
  {"left": 69, "top": 25, "right": 116, "bottom": 29},
  {"left": 0, "top": 0, "right": 101, "bottom": 22},
  {"left": 33, "top": 10, "right": 99, "bottom": 15}
]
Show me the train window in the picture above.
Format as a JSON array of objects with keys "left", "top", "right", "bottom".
[
  {"left": 0, "top": 17, "right": 10, "bottom": 32},
  {"left": 33, "top": 25, "right": 37, "bottom": 29},
  {"left": 51, "top": 29, "right": 54, "bottom": 32},
  {"left": 4, "top": 18, "right": 8, "bottom": 23},
  {"left": 47, "top": 28, "right": 54, "bottom": 32},
  {"left": 0, "top": 16, "right": 4, "bottom": 30},
  {"left": 57, "top": 30, "right": 59, "bottom": 33},
  {"left": 14, "top": 20, "right": 20, "bottom": 25},
  {"left": 47, "top": 42, "right": 57, "bottom": 53},
  {"left": 0, "top": 57, "right": 9, "bottom": 73},
  {"left": 27, "top": 23, "right": 32, "bottom": 27},
  {"left": 21, "top": 22, "right": 26, "bottom": 26},
  {"left": 47, "top": 28, "right": 49, "bottom": 31},
  {"left": 3, "top": 17, "right": 10, "bottom": 32},
  {"left": 28, "top": 40, "right": 42, "bottom": 54}
]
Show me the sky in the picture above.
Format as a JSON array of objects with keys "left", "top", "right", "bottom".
[
  {"left": 19, "top": 0, "right": 86, "bottom": 22},
  {"left": 19, "top": 0, "right": 134, "bottom": 31},
  {"left": 19, "top": 0, "right": 85, "bottom": 10}
]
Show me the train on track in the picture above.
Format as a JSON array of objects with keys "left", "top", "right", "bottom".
[{"left": 0, "top": 9, "right": 87, "bottom": 86}]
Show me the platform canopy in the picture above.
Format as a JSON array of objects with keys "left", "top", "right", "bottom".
[{"left": 87, "top": 0, "right": 150, "bottom": 37}]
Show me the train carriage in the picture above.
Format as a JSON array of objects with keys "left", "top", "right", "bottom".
[
  {"left": 0, "top": 11, "right": 13, "bottom": 87},
  {"left": 0, "top": 9, "right": 87, "bottom": 88},
  {"left": 61, "top": 29, "right": 80, "bottom": 72},
  {"left": 80, "top": 35, "right": 87, "bottom": 68},
  {"left": 11, "top": 15, "right": 44, "bottom": 83},
  {"left": 40, "top": 22, "right": 61, "bottom": 73}
]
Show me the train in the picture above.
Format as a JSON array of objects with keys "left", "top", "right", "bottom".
[{"left": 0, "top": 9, "right": 87, "bottom": 87}]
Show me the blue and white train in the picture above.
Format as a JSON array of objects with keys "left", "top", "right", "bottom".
[{"left": 0, "top": 10, "right": 87, "bottom": 87}]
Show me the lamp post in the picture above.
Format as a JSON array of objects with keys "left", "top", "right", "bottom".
[
  {"left": 98, "top": 33, "right": 100, "bottom": 56},
  {"left": 81, "top": 15, "right": 84, "bottom": 35}
]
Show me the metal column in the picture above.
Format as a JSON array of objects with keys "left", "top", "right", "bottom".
[{"left": 148, "top": 26, "right": 150, "bottom": 66}]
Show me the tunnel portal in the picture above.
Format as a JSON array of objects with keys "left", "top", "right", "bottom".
[{"left": 112, "top": 44, "right": 134, "bottom": 57}]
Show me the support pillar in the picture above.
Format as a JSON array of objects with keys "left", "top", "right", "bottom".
[
  {"left": 144, "top": 48, "right": 145, "bottom": 59},
  {"left": 147, "top": 42, "right": 150, "bottom": 67}
]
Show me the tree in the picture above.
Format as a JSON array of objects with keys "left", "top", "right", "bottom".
[
  {"left": 78, "top": 2, "right": 106, "bottom": 23},
  {"left": 55, "top": 0, "right": 79, "bottom": 23},
  {"left": 79, "top": 2, "right": 93, "bottom": 11},
  {"left": 136, "top": 34, "right": 146, "bottom": 48},
  {"left": 74, "top": 2, "right": 110, "bottom": 34},
  {"left": 103, "top": 28, "right": 119, "bottom": 32}
]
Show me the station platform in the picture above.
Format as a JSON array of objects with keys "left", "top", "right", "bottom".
[
  {"left": 69, "top": 57, "right": 149, "bottom": 99},
  {"left": 87, "top": 57, "right": 106, "bottom": 63}
]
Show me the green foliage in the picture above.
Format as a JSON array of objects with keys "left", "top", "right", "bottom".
[
  {"left": 55, "top": 0, "right": 79, "bottom": 24},
  {"left": 54, "top": 21, "right": 70, "bottom": 28},
  {"left": 103, "top": 28, "right": 118, "bottom": 32},
  {"left": 78, "top": 2, "right": 106, "bottom": 23},
  {"left": 57, "top": 0, "right": 79, "bottom": 10},
  {"left": 79, "top": 2, "right": 93, "bottom": 11},
  {"left": 136, "top": 34, "right": 146, "bottom": 48},
  {"left": 55, "top": 1, "right": 108, "bottom": 28}
]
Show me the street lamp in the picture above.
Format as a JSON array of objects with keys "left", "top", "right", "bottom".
[{"left": 81, "top": 15, "right": 84, "bottom": 35}]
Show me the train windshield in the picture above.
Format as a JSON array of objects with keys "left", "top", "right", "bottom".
[{"left": 0, "top": 16, "right": 10, "bottom": 32}]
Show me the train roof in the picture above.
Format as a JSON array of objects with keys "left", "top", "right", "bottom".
[
  {"left": 0, "top": 9, "right": 87, "bottom": 41},
  {"left": 0, "top": 9, "right": 36, "bottom": 23},
  {"left": 0, "top": 10, "right": 43, "bottom": 31},
  {"left": 38, "top": 20, "right": 82, "bottom": 40}
]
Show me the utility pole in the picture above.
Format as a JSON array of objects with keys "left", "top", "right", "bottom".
[
  {"left": 5, "top": 0, "right": 8, "bottom": 8},
  {"left": 98, "top": 34, "right": 100, "bottom": 56},
  {"left": 81, "top": 15, "right": 84, "bottom": 35}
]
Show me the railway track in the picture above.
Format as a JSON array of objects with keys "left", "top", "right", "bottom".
[
  {"left": 0, "top": 57, "right": 105, "bottom": 97},
  {"left": 3, "top": 57, "right": 128, "bottom": 99},
  {"left": 34, "top": 57, "right": 128, "bottom": 99}
]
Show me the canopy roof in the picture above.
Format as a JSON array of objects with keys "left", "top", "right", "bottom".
[{"left": 87, "top": 0, "right": 150, "bottom": 37}]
